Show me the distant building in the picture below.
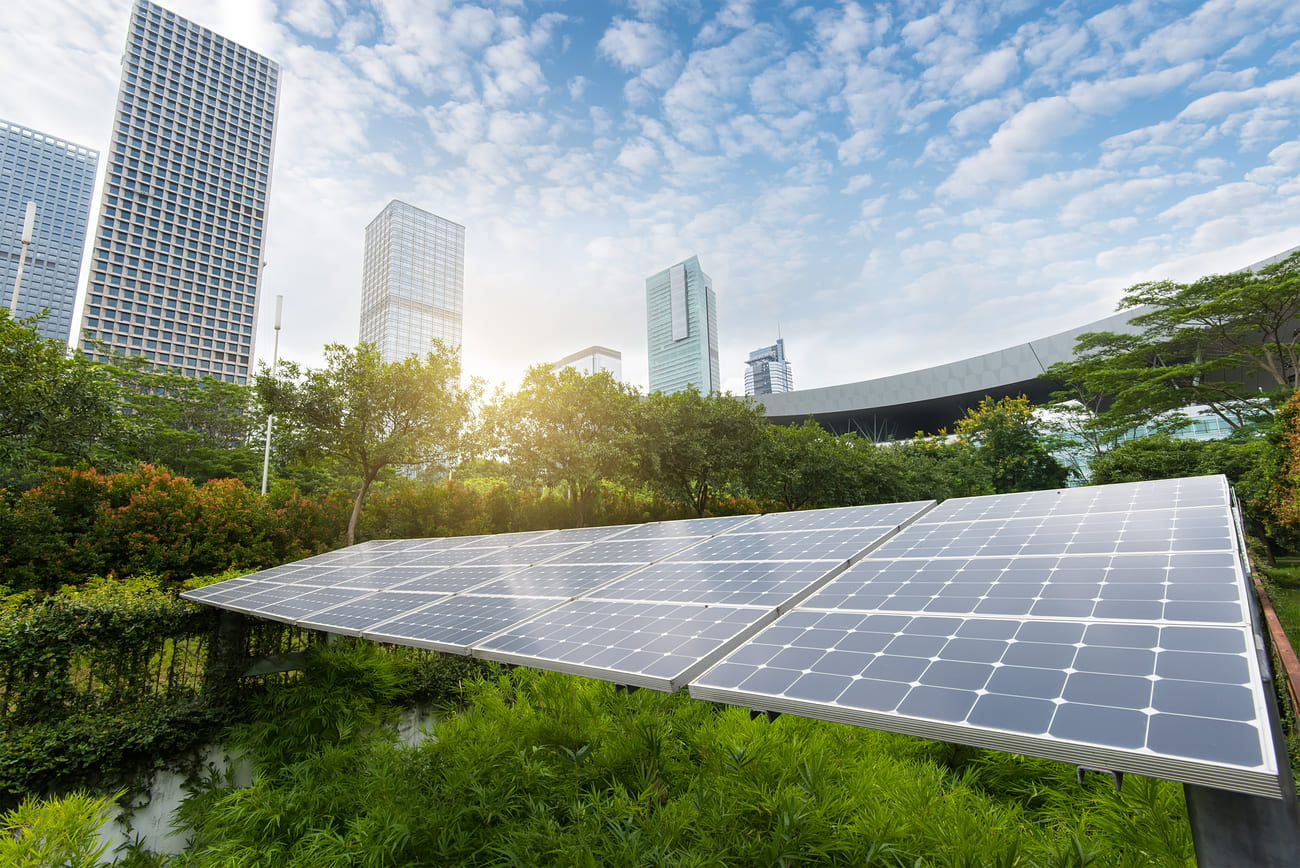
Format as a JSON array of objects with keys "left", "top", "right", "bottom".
[
  {"left": 646, "top": 255, "right": 719, "bottom": 394},
  {"left": 1, "top": 119, "right": 98, "bottom": 342},
  {"left": 745, "top": 338, "right": 792, "bottom": 396},
  {"left": 552, "top": 345, "right": 622, "bottom": 381},
  {"left": 359, "top": 200, "right": 464, "bottom": 363},
  {"left": 78, "top": 0, "right": 279, "bottom": 384}
]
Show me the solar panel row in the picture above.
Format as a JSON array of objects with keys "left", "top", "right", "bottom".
[{"left": 180, "top": 477, "right": 1283, "bottom": 799}]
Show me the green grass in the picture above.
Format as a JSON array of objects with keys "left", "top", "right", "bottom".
[
  {"left": 169, "top": 643, "right": 1195, "bottom": 867},
  {"left": 1260, "top": 559, "right": 1300, "bottom": 653}
]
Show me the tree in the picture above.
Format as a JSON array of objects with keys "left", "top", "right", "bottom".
[
  {"left": 103, "top": 352, "right": 262, "bottom": 484},
  {"left": 0, "top": 310, "right": 121, "bottom": 488},
  {"left": 757, "top": 420, "right": 865, "bottom": 511},
  {"left": 636, "top": 388, "right": 768, "bottom": 516},
  {"left": 485, "top": 366, "right": 640, "bottom": 527},
  {"left": 258, "top": 342, "right": 479, "bottom": 546},
  {"left": 954, "top": 396, "right": 1069, "bottom": 493},
  {"left": 1043, "top": 251, "right": 1300, "bottom": 443}
]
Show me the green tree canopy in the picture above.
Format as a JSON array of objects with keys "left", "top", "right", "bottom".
[
  {"left": 0, "top": 311, "right": 121, "bottom": 489},
  {"left": 1043, "top": 251, "right": 1300, "bottom": 444},
  {"left": 636, "top": 388, "right": 768, "bottom": 516},
  {"left": 258, "top": 342, "right": 479, "bottom": 545},
  {"left": 102, "top": 352, "right": 261, "bottom": 484},
  {"left": 954, "top": 396, "right": 1069, "bottom": 493},
  {"left": 484, "top": 365, "right": 640, "bottom": 526}
]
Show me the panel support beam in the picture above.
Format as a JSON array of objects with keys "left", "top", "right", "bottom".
[
  {"left": 1184, "top": 659, "right": 1300, "bottom": 868},
  {"left": 1184, "top": 784, "right": 1300, "bottom": 867}
]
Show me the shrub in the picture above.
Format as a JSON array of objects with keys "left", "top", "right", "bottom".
[{"left": 0, "top": 788, "right": 122, "bottom": 868}]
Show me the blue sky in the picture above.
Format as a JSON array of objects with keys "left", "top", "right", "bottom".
[{"left": 2, "top": 0, "right": 1298, "bottom": 394}]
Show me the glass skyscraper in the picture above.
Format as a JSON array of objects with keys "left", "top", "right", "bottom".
[
  {"left": 744, "top": 338, "right": 793, "bottom": 396},
  {"left": 359, "top": 200, "right": 465, "bottom": 363},
  {"left": 78, "top": 0, "right": 279, "bottom": 384},
  {"left": 646, "top": 255, "right": 719, "bottom": 394},
  {"left": 1, "top": 119, "right": 98, "bottom": 342}
]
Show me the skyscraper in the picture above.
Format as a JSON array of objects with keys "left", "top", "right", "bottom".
[
  {"left": 744, "top": 338, "right": 793, "bottom": 396},
  {"left": 78, "top": 0, "right": 279, "bottom": 384},
  {"left": 646, "top": 255, "right": 719, "bottom": 394},
  {"left": 359, "top": 200, "right": 464, "bottom": 363},
  {"left": 1, "top": 119, "right": 98, "bottom": 342}
]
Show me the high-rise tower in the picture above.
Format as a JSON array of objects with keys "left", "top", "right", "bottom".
[
  {"left": 646, "top": 255, "right": 719, "bottom": 394},
  {"left": 77, "top": 0, "right": 279, "bottom": 384},
  {"left": 744, "top": 338, "right": 792, "bottom": 396},
  {"left": 0, "top": 119, "right": 98, "bottom": 342},
  {"left": 359, "top": 200, "right": 464, "bottom": 363}
]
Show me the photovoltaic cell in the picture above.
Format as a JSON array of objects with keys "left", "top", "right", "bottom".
[
  {"left": 666, "top": 526, "right": 898, "bottom": 564},
  {"left": 363, "top": 594, "right": 563, "bottom": 654},
  {"left": 299, "top": 591, "right": 450, "bottom": 636},
  {"left": 474, "top": 599, "right": 774, "bottom": 691},
  {"left": 471, "top": 564, "right": 639, "bottom": 599},
  {"left": 591, "top": 560, "right": 849, "bottom": 610}
]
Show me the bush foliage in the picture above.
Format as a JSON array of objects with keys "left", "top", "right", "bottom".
[{"left": 176, "top": 644, "right": 1195, "bottom": 867}]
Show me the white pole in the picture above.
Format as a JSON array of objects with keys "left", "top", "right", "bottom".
[
  {"left": 260, "top": 294, "right": 283, "bottom": 495},
  {"left": 8, "top": 202, "right": 36, "bottom": 313}
]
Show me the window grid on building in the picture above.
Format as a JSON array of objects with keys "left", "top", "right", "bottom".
[
  {"left": 77, "top": 0, "right": 279, "bottom": 385},
  {"left": 0, "top": 120, "right": 98, "bottom": 342},
  {"left": 358, "top": 200, "right": 464, "bottom": 363}
]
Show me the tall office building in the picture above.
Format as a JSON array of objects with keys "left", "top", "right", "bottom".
[
  {"left": 359, "top": 200, "right": 464, "bottom": 363},
  {"left": 646, "top": 255, "right": 719, "bottom": 394},
  {"left": 78, "top": 0, "right": 279, "bottom": 384},
  {"left": 1, "top": 120, "right": 98, "bottom": 342},
  {"left": 745, "top": 338, "right": 793, "bottom": 396},
  {"left": 552, "top": 345, "right": 622, "bottom": 381}
]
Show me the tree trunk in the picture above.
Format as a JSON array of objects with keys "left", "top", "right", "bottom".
[{"left": 347, "top": 468, "right": 379, "bottom": 546}]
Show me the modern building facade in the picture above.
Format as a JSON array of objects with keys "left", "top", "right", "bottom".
[
  {"left": 552, "top": 345, "right": 622, "bottom": 380},
  {"left": 646, "top": 255, "right": 719, "bottom": 394},
  {"left": 359, "top": 200, "right": 464, "bottom": 362},
  {"left": 1, "top": 119, "right": 98, "bottom": 342},
  {"left": 745, "top": 338, "right": 792, "bottom": 396},
  {"left": 78, "top": 0, "right": 279, "bottom": 384},
  {"left": 761, "top": 244, "right": 1300, "bottom": 440}
]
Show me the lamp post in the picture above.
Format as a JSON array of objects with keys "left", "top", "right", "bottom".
[
  {"left": 260, "top": 294, "right": 283, "bottom": 495},
  {"left": 8, "top": 202, "right": 36, "bottom": 313}
]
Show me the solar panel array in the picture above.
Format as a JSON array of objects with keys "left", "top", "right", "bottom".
[
  {"left": 690, "top": 476, "right": 1280, "bottom": 798},
  {"left": 182, "top": 477, "right": 1283, "bottom": 798}
]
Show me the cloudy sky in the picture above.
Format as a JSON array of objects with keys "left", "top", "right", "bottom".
[{"left": 2, "top": 0, "right": 1299, "bottom": 394}]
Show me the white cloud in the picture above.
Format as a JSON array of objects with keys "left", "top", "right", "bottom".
[
  {"left": 1158, "top": 181, "right": 1269, "bottom": 223},
  {"left": 959, "top": 46, "right": 1018, "bottom": 95},
  {"left": 598, "top": 18, "right": 671, "bottom": 70},
  {"left": 938, "top": 96, "right": 1083, "bottom": 198},
  {"left": 842, "top": 173, "right": 874, "bottom": 194}
]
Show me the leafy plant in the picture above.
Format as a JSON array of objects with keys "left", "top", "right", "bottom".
[{"left": 0, "top": 788, "right": 123, "bottom": 868}]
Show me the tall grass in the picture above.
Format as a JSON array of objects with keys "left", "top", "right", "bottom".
[{"left": 173, "top": 643, "right": 1194, "bottom": 867}]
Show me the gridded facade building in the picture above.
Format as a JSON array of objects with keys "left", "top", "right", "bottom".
[
  {"left": 359, "top": 200, "right": 464, "bottom": 362},
  {"left": 646, "top": 255, "right": 719, "bottom": 394},
  {"left": 1, "top": 120, "right": 98, "bottom": 342},
  {"left": 78, "top": 0, "right": 279, "bottom": 384},
  {"left": 745, "top": 338, "right": 792, "bottom": 396}
]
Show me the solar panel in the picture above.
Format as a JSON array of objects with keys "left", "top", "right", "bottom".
[
  {"left": 665, "top": 526, "right": 900, "bottom": 564},
  {"left": 180, "top": 480, "right": 1283, "bottom": 799},
  {"left": 590, "top": 561, "right": 851, "bottom": 609},
  {"left": 299, "top": 591, "right": 451, "bottom": 636},
  {"left": 363, "top": 594, "right": 564, "bottom": 654},
  {"left": 470, "top": 563, "right": 641, "bottom": 599},
  {"left": 473, "top": 599, "right": 775, "bottom": 691},
  {"left": 690, "top": 476, "right": 1281, "bottom": 798}
]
